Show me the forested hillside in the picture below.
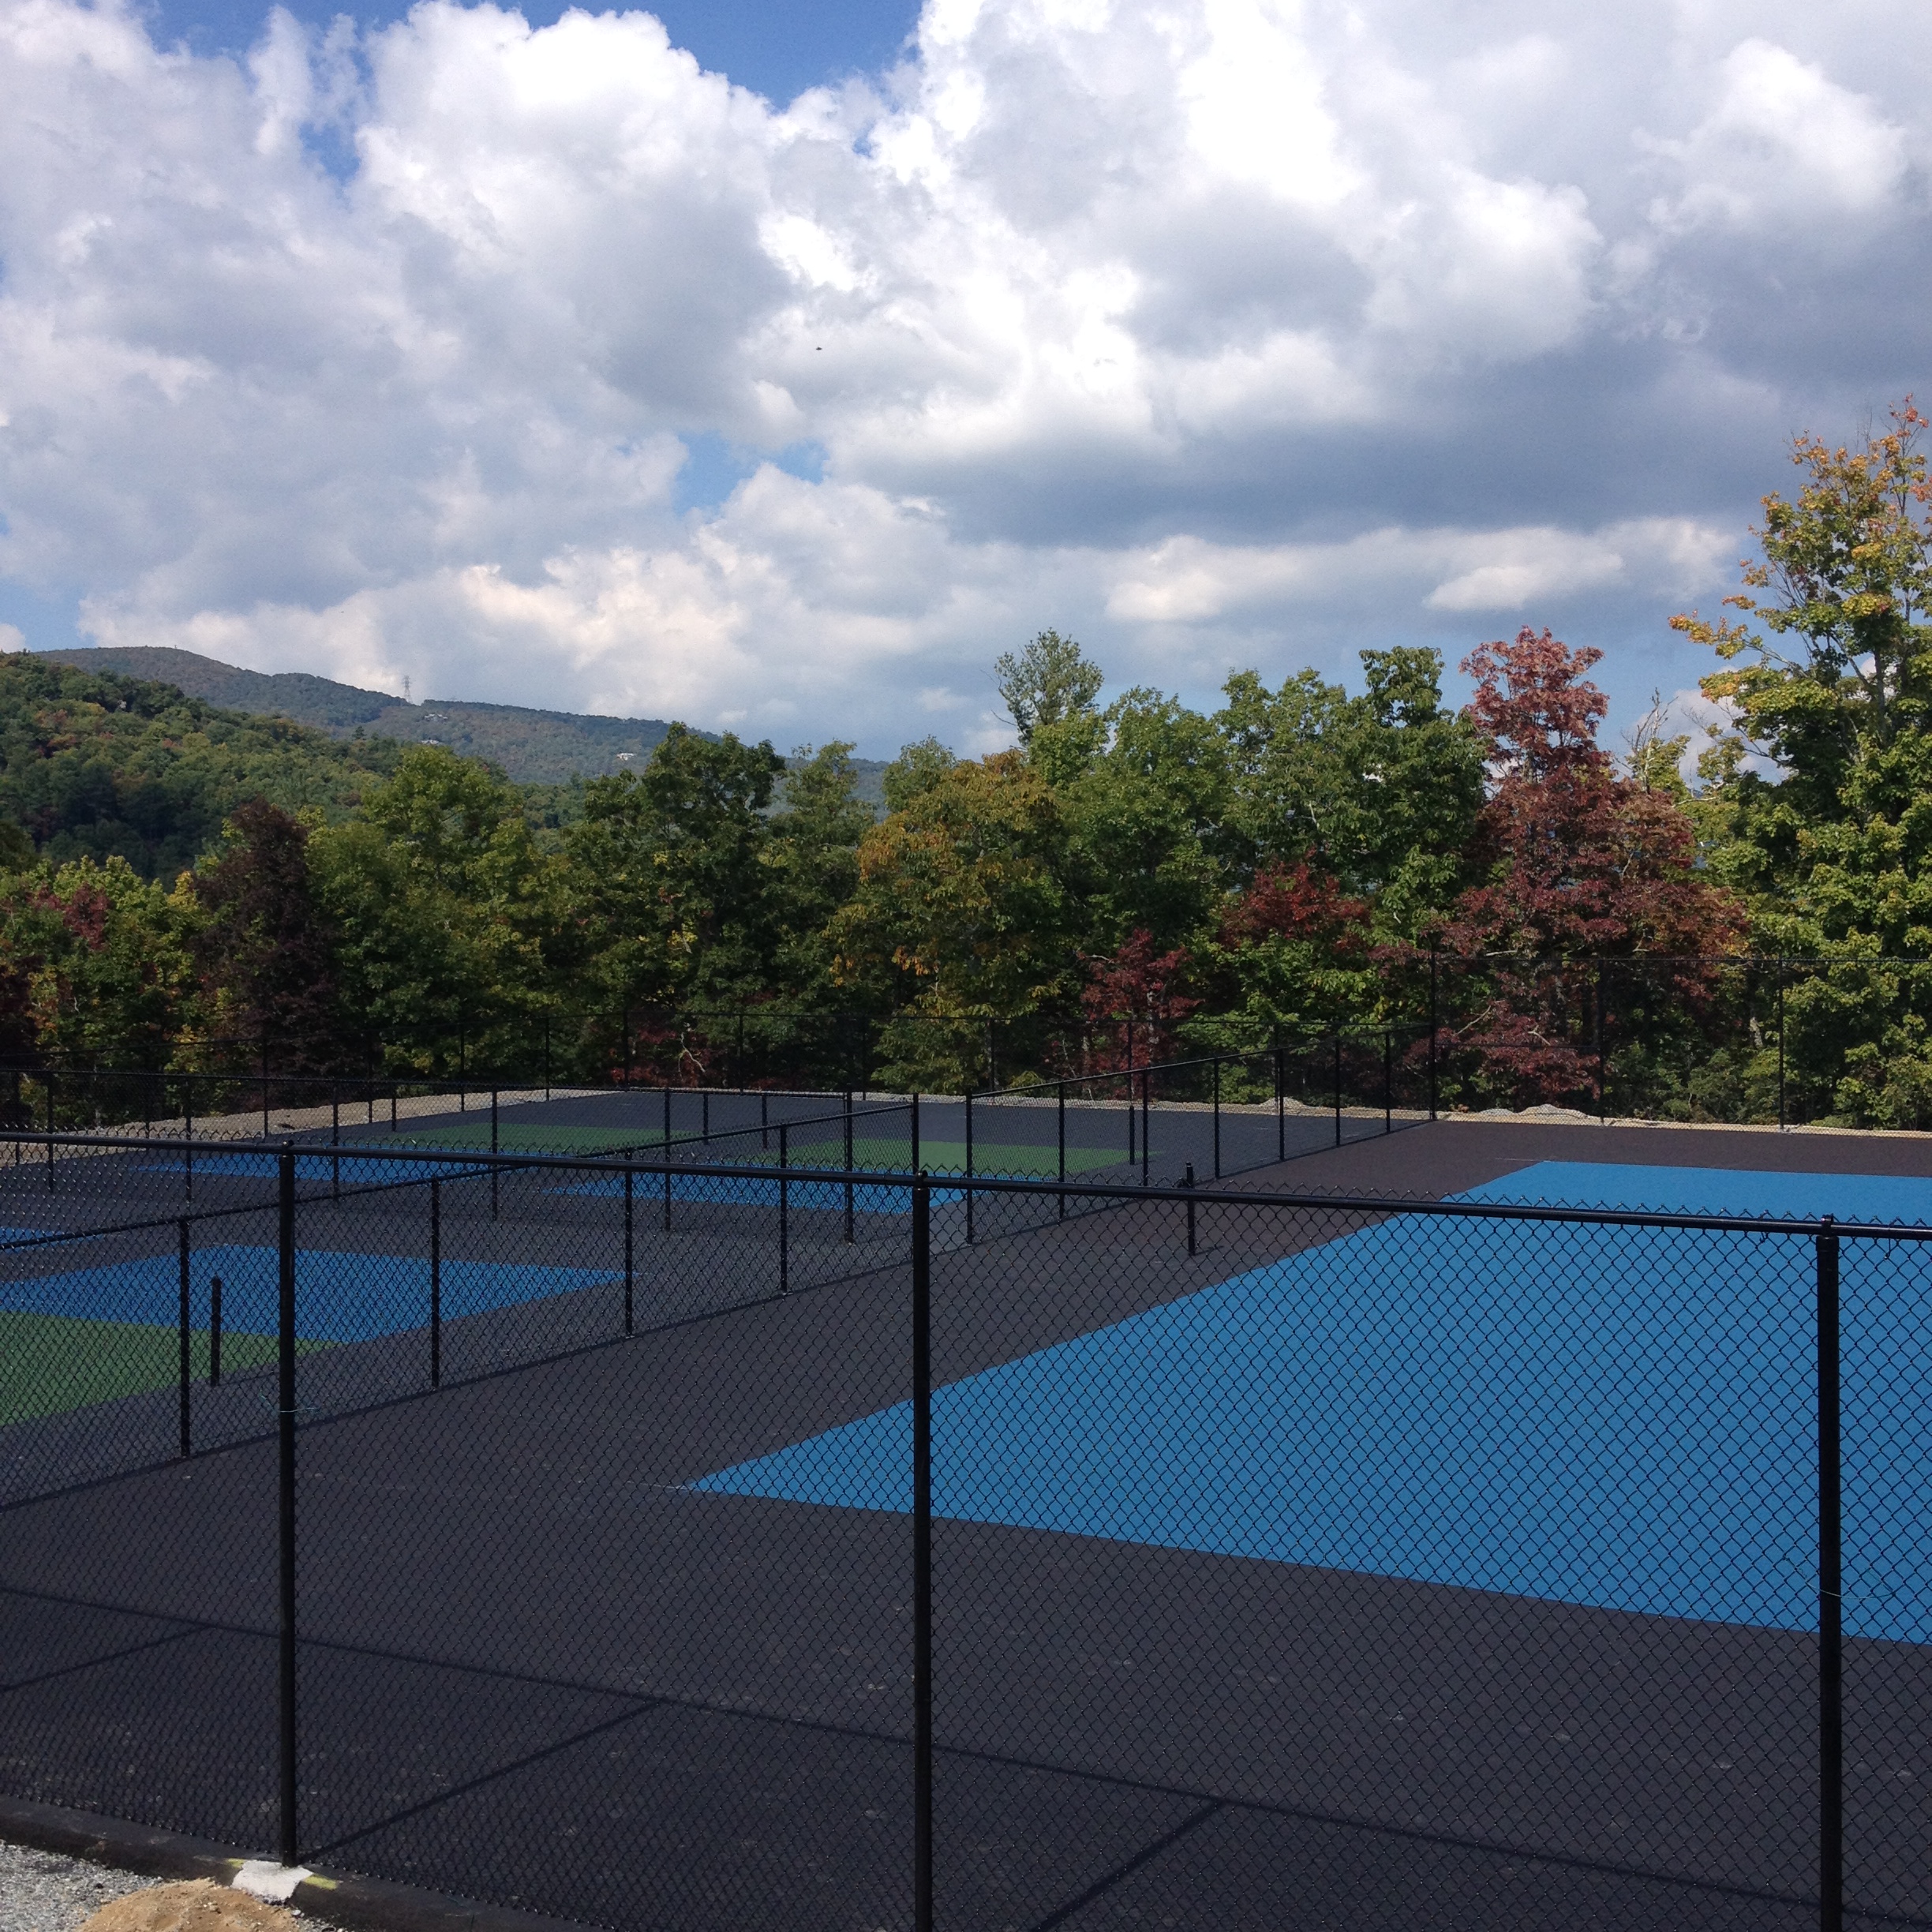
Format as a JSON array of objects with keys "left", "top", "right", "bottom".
[
  {"left": 6, "top": 405, "right": 1932, "bottom": 1127},
  {"left": 30, "top": 646, "right": 892, "bottom": 798}
]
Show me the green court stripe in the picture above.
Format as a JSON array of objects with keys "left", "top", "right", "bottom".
[{"left": 0, "top": 1311, "right": 320, "bottom": 1427}]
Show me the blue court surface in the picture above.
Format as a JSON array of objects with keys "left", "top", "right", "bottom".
[
  {"left": 695, "top": 1163, "right": 1932, "bottom": 1640},
  {"left": 0, "top": 1245, "right": 617, "bottom": 1343}
]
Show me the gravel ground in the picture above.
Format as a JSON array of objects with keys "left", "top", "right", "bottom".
[{"left": 0, "top": 1842, "right": 153, "bottom": 1932}]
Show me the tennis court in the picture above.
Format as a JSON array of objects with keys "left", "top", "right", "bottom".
[{"left": 0, "top": 1117, "right": 1926, "bottom": 1930}]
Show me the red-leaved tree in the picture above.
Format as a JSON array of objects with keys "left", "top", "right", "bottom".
[
  {"left": 1436, "top": 627, "right": 1745, "bottom": 1103},
  {"left": 1080, "top": 929, "right": 1198, "bottom": 1069}
]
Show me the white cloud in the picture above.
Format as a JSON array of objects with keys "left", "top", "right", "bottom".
[{"left": 2, "top": 0, "right": 1930, "bottom": 751}]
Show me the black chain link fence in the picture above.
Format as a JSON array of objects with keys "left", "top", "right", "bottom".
[{"left": 0, "top": 1129, "right": 1923, "bottom": 1931}]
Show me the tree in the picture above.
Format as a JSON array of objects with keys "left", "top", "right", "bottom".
[
  {"left": 1200, "top": 858, "right": 1378, "bottom": 1049},
  {"left": 187, "top": 799, "right": 339, "bottom": 1070},
  {"left": 310, "top": 746, "right": 564, "bottom": 1069},
  {"left": 1439, "top": 627, "right": 1744, "bottom": 1107},
  {"left": 768, "top": 742, "right": 875, "bottom": 1001},
  {"left": 1080, "top": 929, "right": 1199, "bottom": 1069},
  {"left": 1672, "top": 402, "right": 1932, "bottom": 1123},
  {"left": 1214, "top": 649, "right": 1483, "bottom": 927},
  {"left": 0, "top": 855, "right": 192, "bottom": 1075},
  {"left": 829, "top": 751, "right": 1072, "bottom": 1088},
  {"left": 566, "top": 724, "right": 784, "bottom": 1020},
  {"left": 994, "top": 630, "right": 1105, "bottom": 748}
]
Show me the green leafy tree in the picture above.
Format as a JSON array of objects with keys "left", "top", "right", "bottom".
[
  {"left": 567, "top": 724, "right": 784, "bottom": 1018},
  {"left": 829, "top": 751, "right": 1072, "bottom": 1088},
  {"left": 994, "top": 630, "right": 1105, "bottom": 750},
  {"left": 310, "top": 746, "right": 564, "bottom": 1068},
  {"left": 1214, "top": 648, "right": 1482, "bottom": 928},
  {"left": 1675, "top": 403, "right": 1932, "bottom": 1123}
]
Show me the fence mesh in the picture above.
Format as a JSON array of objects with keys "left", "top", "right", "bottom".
[{"left": 0, "top": 1129, "right": 1925, "bottom": 1930}]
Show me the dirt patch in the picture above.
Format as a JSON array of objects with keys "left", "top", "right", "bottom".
[{"left": 80, "top": 1882, "right": 299, "bottom": 1932}]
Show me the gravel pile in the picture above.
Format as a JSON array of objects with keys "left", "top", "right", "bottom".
[{"left": 0, "top": 1842, "right": 155, "bottom": 1932}]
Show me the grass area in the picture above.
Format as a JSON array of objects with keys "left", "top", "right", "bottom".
[{"left": 0, "top": 1311, "right": 320, "bottom": 1426}]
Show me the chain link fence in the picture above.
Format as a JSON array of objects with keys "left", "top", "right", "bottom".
[{"left": 0, "top": 1131, "right": 1923, "bottom": 1930}]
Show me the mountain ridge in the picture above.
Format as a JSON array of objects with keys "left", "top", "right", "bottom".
[{"left": 28, "top": 646, "right": 888, "bottom": 799}]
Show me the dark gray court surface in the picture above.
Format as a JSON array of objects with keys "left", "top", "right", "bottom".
[{"left": 2, "top": 1116, "right": 1928, "bottom": 1930}]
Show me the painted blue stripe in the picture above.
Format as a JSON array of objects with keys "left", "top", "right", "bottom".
[
  {"left": 0, "top": 1245, "right": 616, "bottom": 1342},
  {"left": 695, "top": 1161, "right": 1932, "bottom": 1637}
]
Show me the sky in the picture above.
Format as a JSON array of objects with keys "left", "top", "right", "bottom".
[{"left": 0, "top": 0, "right": 1928, "bottom": 759}]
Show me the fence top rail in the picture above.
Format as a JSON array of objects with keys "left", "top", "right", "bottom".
[{"left": 2, "top": 1128, "right": 1925, "bottom": 1241}]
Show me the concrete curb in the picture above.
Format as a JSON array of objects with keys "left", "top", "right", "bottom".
[{"left": 0, "top": 1795, "right": 590, "bottom": 1932}]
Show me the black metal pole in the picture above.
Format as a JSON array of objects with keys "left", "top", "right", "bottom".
[
  {"left": 1140, "top": 1069, "right": 1150, "bottom": 1188},
  {"left": 185, "top": 1076, "right": 194, "bottom": 1202},
  {"left": 1818, "top": 1219, "right": 1843, "bottom": 1932},
  {"left": 911, "top": 1091, "right": 920, "bottom": 1176},
  {"left": 178, "top": 1219, "right": 191, "bottom": 1458},
  {"left": 778, "top": 1121, "right": 790, "bottom": 1295},
  {"left": 1780, "top": 966, "right": 1788, "bottom": 1130},
  {"left": 1383, "top": 1028, "right": 1392, "bottom": 1133},
  {"left": 844, "top": 1091, "right": 855, "bottom": 1245},
  {"left": 964, "top": 1091, "right": 975, "bottom": 1245},
  {"left": 45, "top": 1072, "right": 54, "bottom": 1192},
  {"left": 1275, "top": 1046, "right": 1285, "bottom": 1161},
  {"left": 1184, "top": 1160, "right": 1196, "bottom": 1256},
  {"left": 276, "top": 1141, "right": 298, "bottom": 1869},
  {"left": 1428, "top": 946, "right": 1440, "bottom": 1121},
  {"left": 1596, "top": 957, "right": 1607, "bottom": 1122},
  {"left": 1212, "top": 1057, "right": 1221, "bottom": 1179},
  {"left": 429, "top": 1178, "right": 441, "bottom": 1387},
  {"left": 1333, "top": 1035, "right": 1342, "bottom": 1148},
  {"left": 911, "top": 1170, "right": 934, "bottom": 1932},
  {"left": 490, "top": 1088, "right": 499, "bottom": 1219},
  {"left": 623, "top": 1163, "right": 635, "bottom": 1335},
  {"left": 664, "top": 1083, "right": 672, "bottom": 1150},
  {"left": 1058, "top": 1083, "right": 1066, "bottom": 1221}
]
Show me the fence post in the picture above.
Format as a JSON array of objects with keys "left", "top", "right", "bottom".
[
  {"left": 1428, "top": 946, "right": 1440, "bottom": 1121},
  {"left": 1184, "top": 1161, "right": 1196, "bottom": 1256},
  {"left": 1058, "top": 1083, "right": 1066, "bottom": 1221},
  {"left": 178, "top": 1219, "right": 191, "bottom": 1458},
  {"left": 490, "top": 1088, "right": 500, "bottom": 1221},
  {"left": 185, "top": 1076, "right": 194, "bottom": 1203},
  {"left": 778, "top": 1122, "right": 790, "bottom": 1296},
  {"left": 1275, "top": 1046, "right": 1285, "bottom": 1161},
  {"left": 911, "top": 1091, "right": 921, "bottom": 1177},
  {"left": 1140, "top": 1069, "right": 1150, "bottom": 1189},
  {"left": 838, "top": 1097, "right": 854, "bottom": 1244},
  {"left": 276, "top": 1141, "right": 299, "bottom": 1869},
  {"left": 1383, "top": 1028, "right": 1392, "bottom": 1133},
  {"left": 1332, "top": 1036, "right": 1342, "bottom": 1148},
  {"left": 664, "top": 1084, "right": 672, "bottom": 1151},
  {"left": 45, "top": 1073, "right": 54, "bottom": 1193},
  {"left": 911, "top": 1170, "right": 934, "bottom": 1932},
  {"left": 623, "top": 1162, "right": 635, "bottom": 1335},
  {"left": 1818, "top": 1218, "right": 1843, "bottom": 1932},
  {"left": 331, "top": 1086, "right": 341, "bottom": 1202},
  {"left": 1780, "top": 966, "right": 1788, "bottom": 1131},
  {"left": 761, "top": 1089, "right": 769, "bottom": 1151},
  {"left": 1212, "top": 1058, "right": 1222, "bottom": 1179},
  {"left": 1595, "top": 957, "right": 1607, "bottom": 1121},
  {"left": 964, "top": 1091, "right": 975, "bottom": 1245},
  {"left": 429, "top": 1178, "right": 441, "bottom": 1387}
]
